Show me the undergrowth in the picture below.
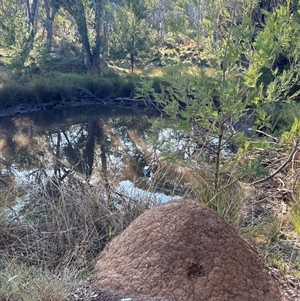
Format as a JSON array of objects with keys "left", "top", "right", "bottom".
[
  {"left": 0, "top": 67, "right": 139, "bottom": 109},
  {"left": 0, "top": 259, "right": 74, "bottom": 301},
  {"left": 0, "top": 168, "right": 155, "bottom": 300}
]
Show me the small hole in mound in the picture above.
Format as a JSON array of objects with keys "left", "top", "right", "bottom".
[{"left": 187, "top": 263, "right": 204, "bottom": 278}]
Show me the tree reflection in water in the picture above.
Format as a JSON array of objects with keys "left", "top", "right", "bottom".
[{"left": 0, "top": 105, "right": 188, "bottom": 216}]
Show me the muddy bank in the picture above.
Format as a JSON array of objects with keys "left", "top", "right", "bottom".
[{"left": 0, "top": 96, "right": 156, "bottom": 117}]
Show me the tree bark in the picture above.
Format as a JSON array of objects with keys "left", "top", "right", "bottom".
[
  {"left": 92, "top": 0, "right": 102, "bottom": 71},
  {"left": 44, "top": 0, "right": 59, "bottom": 52},
  {"left": 53, "top": 0, "right": 101, "bottom": 72},
  {"left": 26, "top": 0, "right": 39, "bottom": 37},
  {"left": 159, "top": 0, "right": 165, "bottom": 45}
]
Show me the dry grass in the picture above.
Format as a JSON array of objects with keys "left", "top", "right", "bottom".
[
  {"left": 138, "top": 154, "right": 244, "bottom": 227},
  {"left": 0, "top": 169, "right": 155, "bottom": 300},
  {"left": 0, "top": 259, "right": 74, "bottom": 301}
]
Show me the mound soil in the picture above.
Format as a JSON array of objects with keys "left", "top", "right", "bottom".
[{"left": 95, "top": 199, "right": 283, "bottom": 301}]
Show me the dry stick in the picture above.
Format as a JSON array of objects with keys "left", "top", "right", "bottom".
[
  {"left": 251, "top": 141, "right": 299, "bottom": 186},
  {"left": 248, "top": 128, "right": 278, "bottom": 142},
  {"left": 78, "top": 87, "right": 107, "bottom": 104},
  {"left": 291, "top": 147, "right": 299, "bottom": 172},
  {"left": 292, "top": 170, "right": 300, "bottom": 201}
]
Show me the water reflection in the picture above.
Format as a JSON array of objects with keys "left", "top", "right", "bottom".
[{"left": 0, "top": 105, "right": 183, "bottom": 209}]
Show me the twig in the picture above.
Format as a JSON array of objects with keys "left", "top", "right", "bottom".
[
  {"left": 277, "top": 177, "right": 285, "bottom": 188},
  {"left": 248, "top": 128, "right": 278, "bottom": 142},
  {"left": 292, "top": 170, "right": 300, "bottom": 201},
  {"left": 291, "top": 148, "right": 299, "bottom": 172},
  {"left": 251, "top": 141, "right": 299, "bottom": 185},
  {"left": 78, "top": 87, "right": 106, "bottom": 104},
  {"left": 114, "top": 97, "right": 150, "bottom": 108},
  {"left": 207, "top": 177, "right": 241, "bottom": 205}
]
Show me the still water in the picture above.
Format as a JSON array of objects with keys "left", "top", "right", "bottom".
[{"left": 0, "top": 104, "right": 187, "bottom": 215}]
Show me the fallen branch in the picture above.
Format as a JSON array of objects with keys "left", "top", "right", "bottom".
[
  {"left": 248, "top": 128, "right": 278, "bottom": 142},
  {"left": 114, "top": 97, "right": 150, "bottom": 108},
  {"left": 78, "top": 87, "right": 107, "bottom": 104}
]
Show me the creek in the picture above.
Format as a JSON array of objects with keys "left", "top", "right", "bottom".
[{"left": 0, "top": 104, "right": 187, "bottom": 219}]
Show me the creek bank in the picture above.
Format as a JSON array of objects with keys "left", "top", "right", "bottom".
[{"left": 0, "top": 96, "right": 156, "bottom": 117}]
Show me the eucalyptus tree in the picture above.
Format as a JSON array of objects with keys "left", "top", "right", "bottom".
[
  {"left": 43, "top": 0, "right": 59, "bottom": 52},
  {"left": 0, "top": 0, "right": 57, "bottom": 66},
  {"left": 163, "top": 0, "right": 207, "bottom": 47},
  {"left": 149, "top": 0, "right": 222, "bottom": 47},
  {"left": 26, "top": 0, "right": 39, "bottom": 37},
  {"left": 157, "top": 0, "right": 166, "bottom": 44},
  {"left": 148, "top": 0, "right": 190, "bottom": 44},
  {"left": 53, "top": 0, "right": 102, "bottom": 72},
  {"left": 149, "top": 0, "right": 174, "bottom": 45}
]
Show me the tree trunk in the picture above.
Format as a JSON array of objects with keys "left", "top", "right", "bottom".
[
  {"left": 159, "top": 0, "right": 165, "bottom": 45},
  {"left": 44, "top": 0, "right": 58, "bottom": 52},
  {"left": 73, "top": 0, "right": 94, "bottom": 71},
  {"left": 96, "top": 121, "right": 110, "bottom": 199},
  {"left": 53, "top": 0, "right": 101, "bottom": 73},
  {"left": 26, "top": 0, "right": 39, "bottom": 37},
  {"left": 92, "top": 0, "right": 102, "bottom": 71},
  {"left": 131, "top": 53, "right": 134, "bottom": 73}
]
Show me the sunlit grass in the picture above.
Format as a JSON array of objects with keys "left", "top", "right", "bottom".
[
  {"left": 0, "top": 258, "right": 75, "bottom": 301},
  {"left": 140, "top": 63, "right": 216, "bottom": 79}
]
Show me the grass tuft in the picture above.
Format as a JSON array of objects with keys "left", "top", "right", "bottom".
[
  {"left": 0, "top": 259, "right": 74, "bottom": 301},
  {"left": 0, "top": 169, "right": 153, "bottom": 299}
]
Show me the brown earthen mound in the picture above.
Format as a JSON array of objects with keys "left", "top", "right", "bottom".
[{"left": 95, "top": 199, "right": 283, "bottom": 301}]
